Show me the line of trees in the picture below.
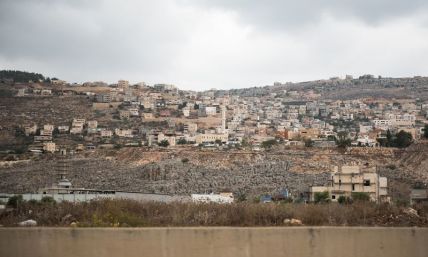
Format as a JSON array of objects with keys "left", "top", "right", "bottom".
[
  {"left": 0, "top": 70, "right": 49, "bottom": 83},
  {"left": 377, "top": 130, "right": 413, "bottom": 148}
]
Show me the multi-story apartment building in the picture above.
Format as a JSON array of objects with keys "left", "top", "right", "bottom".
[
  {"left": 310, "top": 165, "right": 389, "bottom": 203},
  {"left": 118, "top": 80, "right": 129, "bottom": 89},
  {"left": 115, "top": 128, "right": 133, "bottom": 138},
  {"left": 96, "top": 93, "right": 111, "bottom": 103},
  {"left": 198, "top": 106, "right": 217, "bottom": 117}
]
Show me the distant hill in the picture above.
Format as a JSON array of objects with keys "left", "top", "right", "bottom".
[
  {"left": 0, "top": 70, "right": 48, "bottom": 83},
  {"left": 220, "top": 76, "right": 428, "bottom": 100}
]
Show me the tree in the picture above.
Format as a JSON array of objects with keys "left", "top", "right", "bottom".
[
  {"left": 7, "top": 195, "right": 24, "bottom": 208},
  {"left": 52, "top": 127, "right": 60, "bottom": 136},
  {"left": 261, "top": 139, "right": 277, "bottom": 149},
  {"left": 314, "top": 191, "right": 329, "bottom": 203},
  {"left": 376, "top": 137, "right": 388, "bottom": 147},
  {"left": 423, "top": 124, "right": 428, "bottom": 139},
  {"left": 0, "top": 70, "right": 46, "bottom": 83},
  {"left": 378, "top": 130, "right": 413, "bottom": 148},
  {"left": 304, "top": 139, "right": 314, "bottom": 147},
  {"left": 158, "top": 139, "right": 169, "bottom": 147},
  {"left": 177, "top": 138, "right": 187, "bottom": 145},
  {"left": 178, "top": 102, "right": 187, "bottom": 109},
  {"left": 386, "top": 129, "right": 394, "bottom": 147},
  {"left": 215, "top": 139, "right": 223, "bottom": 145},
  {"left": 336, "top": 131, "right": 351, "bottom": 148},
  {"left": 394, "top": 130, "right": 413, "bottom": 148},
  {"left": 327, "top": 135, "right": 336, "bottom": 141}
]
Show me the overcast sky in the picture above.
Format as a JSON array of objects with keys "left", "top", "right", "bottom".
[{"left": 0, "top": 0, "right": 427, "bottom": 90}]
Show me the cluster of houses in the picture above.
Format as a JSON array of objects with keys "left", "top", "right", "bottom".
[{"left": 15, "top": 77, "right": 428, "bottom": 153}]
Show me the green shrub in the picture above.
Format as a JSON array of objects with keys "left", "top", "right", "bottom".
[
  {"left": 386, "top": 164, "right": 397, "bottom": 170},
  {"left": 28, "top": 199, "right": 39, "bottom": 205},
  {"left": 158, "top": 140, "right": 169, "bottom": 147},
  {"left": 236, "top": 192, "right": 247, "bottom": 202},
  {"left": 314, "top": 191, "right": 329, "bottom": 203},
  {"left": 338, "top": 196, "right": 352, "bottom": 204},
  {"left": 351, "top": 192, "right": 370, "bottom": 202},
  {"left": 177, "top": 138, "right": 187, "bottom": 145},
  {"left": 7, "top": 195, "right": 24, "bottom": 208},
  {"left": 41, "top": 196, "right": 56, "bottom": 204},
  {"left": 304, "top": 139, "right": 314, "bottom": 147},
  {"left": 423, "top": 124, "right": 428, "bottom": 139},
  {"left": 261, "top": 139, "right": 277, "bottom": 149}
]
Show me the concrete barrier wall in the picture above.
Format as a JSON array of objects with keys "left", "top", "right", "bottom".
[{"left": 0, "top": 227, "right": 427, "bottom": 257}]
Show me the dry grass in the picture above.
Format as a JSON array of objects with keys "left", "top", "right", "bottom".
[{"left": 1, "top": 199, "right": 427, "bottom": 227}]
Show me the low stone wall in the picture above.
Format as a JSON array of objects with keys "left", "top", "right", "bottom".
[{"left": 0, "top": 227, "right": 427, "bottom": 257}]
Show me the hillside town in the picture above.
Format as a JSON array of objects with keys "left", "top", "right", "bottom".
[
  {"left": 1, "top": 72, "right": 428, "bottom": 205},
  {"left": 2, "top": 75, "right": 428, "bottom": 155},
  {"left": 2, "top": 1, "right": 428, "bottom": 255}
]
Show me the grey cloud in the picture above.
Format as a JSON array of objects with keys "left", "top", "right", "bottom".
[
  {"left": 184, "top": 0, "right": 428, "bottom": 29},
  {"left": 0, "top": 0, "right": 192, "bottom": 82},
  {"left": 0, "top": 0, "right": 427, "bottom": 89}
]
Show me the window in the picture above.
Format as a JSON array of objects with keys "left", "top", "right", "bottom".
[
  {"left": 339, "top": 179, "right": 342, "bottom": 185},
  {"left": 352, "top": 184, "right": 355, "bottom": 191},
  {"left": 332, "top": 195, "right": 336, "bottom": 200},
  {"left": 363, "top": 180, "right": 371, "bottom": 186}
]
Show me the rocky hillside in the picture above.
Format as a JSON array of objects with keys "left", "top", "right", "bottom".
[{"left": 2, "top": 144, "right": 426, "bottom": 200}]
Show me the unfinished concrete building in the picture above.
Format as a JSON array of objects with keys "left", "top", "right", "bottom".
[{"left": 309, "top": 165, "right": 389, "bottom": 203}]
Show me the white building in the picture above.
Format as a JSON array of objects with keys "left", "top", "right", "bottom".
[
  {"left": 100, "top": 130, "right": 113, "bottom": 138},
  {"left": 128, "top": 108, "right": 139, "bottom": 117},
  {"left": 157, "top": 133, "right": 176, "bottom": 146},
  {"left": 199, "top": 106, "right": 217, "bottom": 116},
  {"left": 115, "top": 129, "right": 133, "bottom": 138},
  {"left": 191, "top": 193, "right": 234, "bottom": 204},
  {"left": 58, "top": 125, "right": 69, "bottom": 133},
  {"left": 43, "top": 142, "right": 56, "bottom": 153},
  {"left": 195, "top": 133, "right": 228, "bottom": 144}
]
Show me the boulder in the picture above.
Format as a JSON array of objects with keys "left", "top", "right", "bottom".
[
  {"left": 18, "top": 219, "right": 37, "bottom": 227},
  {"left": 291, "top": 218, "right": 303, "bottom": 225},
  {"left": 284, "top": 218, "right": 303, "bottom": 226},
  {"left": 403, "top": 207, "right": 419, "bottom": 217}
]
